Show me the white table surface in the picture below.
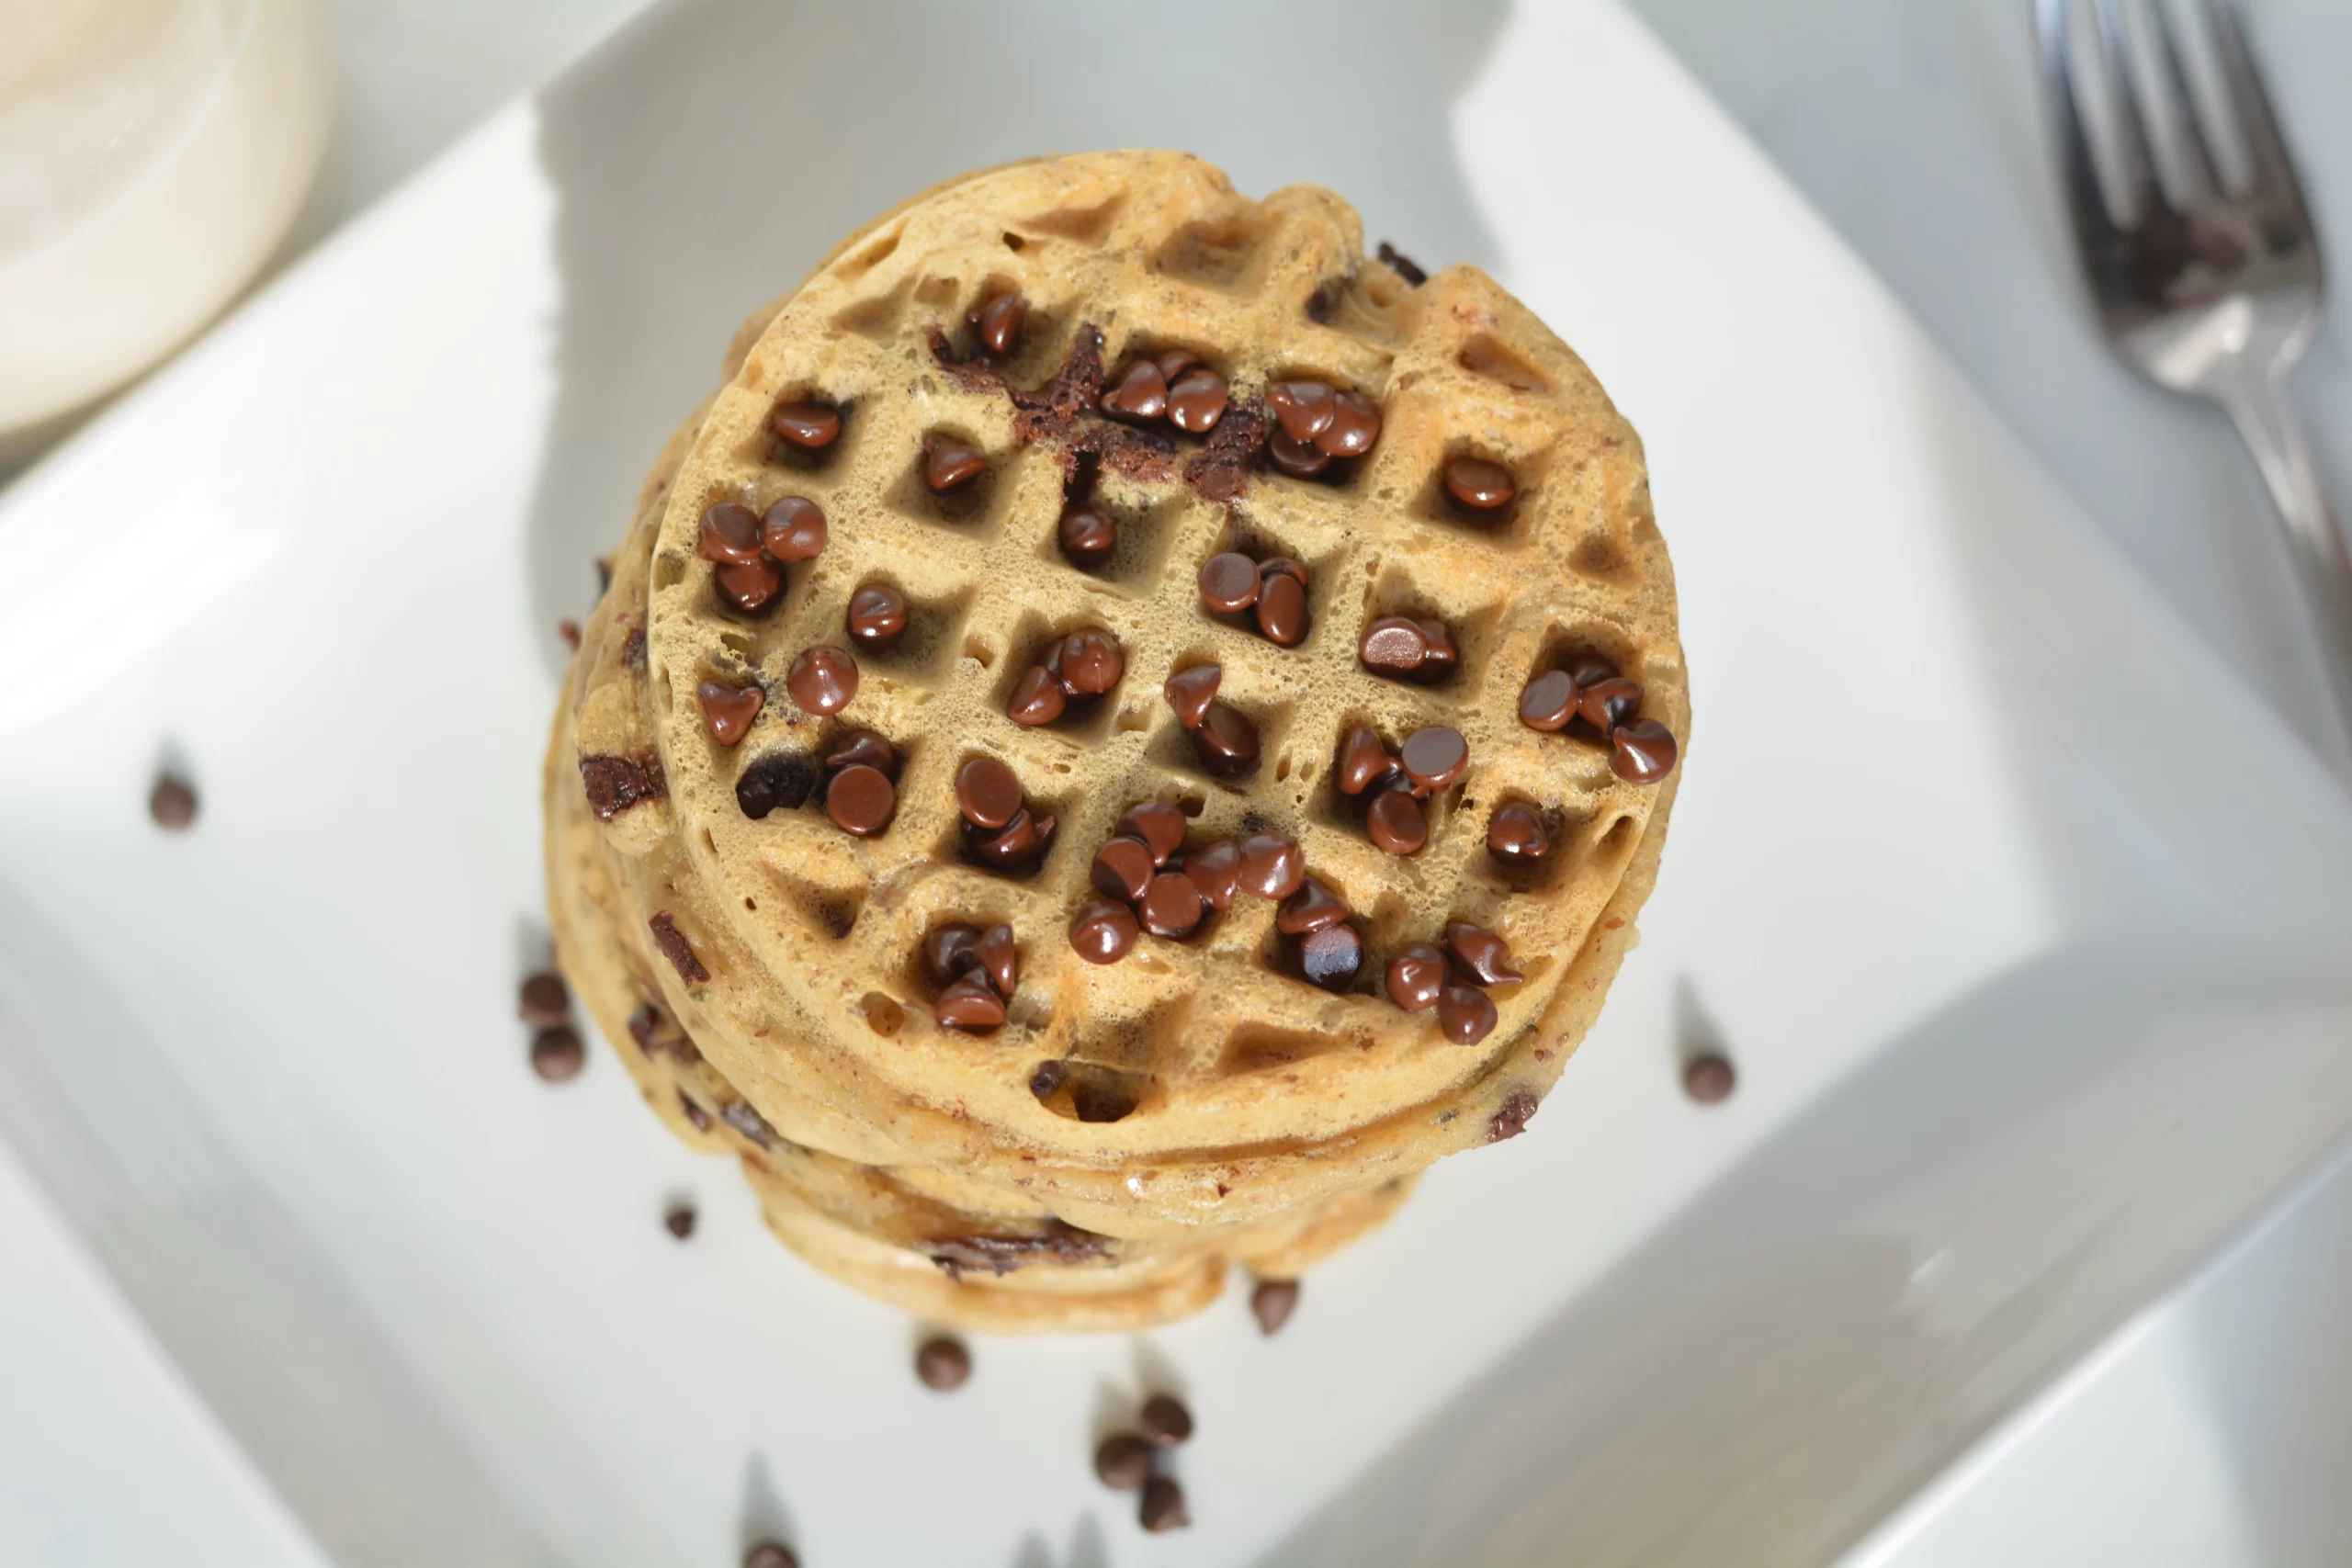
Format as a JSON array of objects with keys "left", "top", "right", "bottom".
[{"left": 6, "top": 0, "right": 2348, "bottom": 1561}]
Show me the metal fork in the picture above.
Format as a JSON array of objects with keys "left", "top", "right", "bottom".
[{"left": 2040, "top": 0, "right": 2352, "bottom": 756}]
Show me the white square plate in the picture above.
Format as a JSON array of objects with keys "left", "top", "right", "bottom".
[{"left": 6, "top": 2, "right": 2352, "bottom": 1563}]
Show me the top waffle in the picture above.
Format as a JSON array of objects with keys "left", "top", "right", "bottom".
[{"left": 571, "top": 151, "right": 1684, "bottom": 1230}]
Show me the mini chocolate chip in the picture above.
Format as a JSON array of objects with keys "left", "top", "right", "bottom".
[
  {"left": 1260, "top": 558, "right": 1308, "bottom": 586},
  {"left": 1359, "top": 616, "right": 1427, "bottom": 674},
  {"left": 1101, "top": 360, "right": 1169, "bottom": 421},
  {"left": 648, "top": 911, "right": 707, "bottom": 983},
  {"left": 697, "top": 501, "right": 764, "bottom": 564},
  {"left": 1058, "top": 504, "right": 1115, "bottom": 569},
  {"left": 824, "top": 763, "right": 896, "bottom": 835},
  {"left": 1140, "top": 1393, "right": 1193, "bottom": 1447},
  {"left": 1684, "top": 1053, "right": 1736, "bottom": 1104},
  {"left": 1266, "top": 426, "right": 1331, "bottom": 478},
  {"left": 519, "top": 972, "right": 569, "bottom": 1026},
  {"left": 760, "top": 495, "right": 827, "bottom": 562},
  {"left": 1416, "top": 619, "right": 1457, "bottom": 675},
  {"left": 1140, "top": 1475, "right": 1189, "bottom": 1533},
  {"left": 1315, "top": 389, "right": 1381, "bottom": 457},
  {"left": 1277, "top": 878, "right": 1348, "bottom": 935},
  {"left": 770, "top": 401, "right": 840, "bottom": 450},
  {"left": 1095, "top": 1433, "right": 1154, "bottom": 1491},
  {"left": 1385, "top": 943, "right": 1449, "bottom": 1010},
  {"left": 1489, "top": 1088, "right": 1539, "bottom": 1141},
  {"left": 1116, "top": 803, "right": 1187, "bottom": 865},
  {"left": 1069, "top": 899, "right": 1139, "bottom": 964},
  {"left": 971, "top": 807, "right": 1055, "bottom": 867},
  {"left": 1251, "top": 1277, "right": 1300, "bottom": 1335},
  {"left": 714, "top": 556, "right": 784, "bottom": 614},
  {"left": 1198, "top": 551, "right": 1261, "bottom": 613},
  {"left": 742, "top": 1542, "right": 798, "bottom": 1568},
  {"left": 1444, "top": 455, "right": 1516, "bottom": 510},
  {"left": 1055, "top": 629, "right": 1124, "bottom": 695},
  {"left": 978, "top": 923, "right": 1018, "bottom": 997},
  {"left": 1156, "top": 348, "right": 1202, "bottom": 382},
  {"left": 934, "top": 973, "right": 1007, "bottom": 1032},
  {"left": 1487, "top": 803, "right": 1549, "bottom": 863},
  {"left": 824, "top": 728, "right": 898, "bottom": 777},
  {"left": 922, "top": 432, "right": 987, "bottom": 492},
  {"left": 1580, "top": 676, "right": 1643, "bottom": 733},
  {"left": 1167, "top": 368, "right": 1228, "bottom": 434},
  {"left": 924, "top": 923, "right": 983, "bottom": 986},
  {"left": 1366, "top": 788, "right": 1428, "bottom": 855},
  {"left": 1091, "top": 837, "right": 1156, "bottom": 903},
  {"left": 1519, "top": 670, "right": 1579, "bottom": 731},
  {"left": 735, "top": 750, "right": 815, "bottom": 818},
  {"left": 1376, "top": 241, "right": 1428, "bottom": 285},
  {"left": 1445, "top": 920, "right": 1524, "bottom": 986},
  {"left": 1140, "top": 872, "right": 1205, "bottom": 939},
  {"left": 697, "top": 680, "right": 763, "bottom": 745},
  {"left": 1298, "top": 922, "right": 1363, "bottom": 990},
  {"left": 955, "top": 755, "right": 1024, "bottom": 829},
  {"left": 1399, "top": 726, "right": 1469, "bottom": 795},
  {"left": 1006, "top": 666, "right": 1067, "bottom": 726},
  {"left": 970, "top": 290, "right": 1026, "bottom": 356},
  {"left": 1440, "top": 986, "right": 1498, "bottom": 1045},
  {"left": 1188, "top": 840, "right": 1240, "bottom": 909},
  {"left": 1266, "top": 379, "right": 1337, "bottom": 442},
  {"left": 1236, "top": 832, "right": 1305, "bottom": 899},
  {"left": 1191, "top": 703, "right": 1260, "bottom": 776},
  {"left": 1611, "top": 720, "right": 1678, "bottom": 784},
  {"left": 786, "top": 645, "right": 858, "bottom": 714},
  {"left": 529, "top": 1025, "right": 584, "bottom": 1081},
  {"left": 1163, "top": 663, "right": 1221, "bottom": 728},
  {"left": 844, "top": 583, "right": 909, "bottom": 652},
  {"left": 915, "top": 1334, "right": 972, "bottom": 1390},
  {"left": 1253, "top": 569, "right": 1308, "bottom": 646},
  {"left": 1336, "top": 726, "right": 1397, "bottom": 795},
  {"left": 664, "top": 1201, "right": 696, "bottom": 1239}
]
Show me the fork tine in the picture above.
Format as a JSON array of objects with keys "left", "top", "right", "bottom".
[
  {"left": 2040, "top": 0, "right": 2127, "bottom": 244},
  {"left": 2207, "top": 0, "right": 2313, "bottom": 217},
  {"left": 2150, "top": 0, "right": 2220, "bottom": 203},
  {"left": 2091, "top": 0, "right": 2168, "bottom": 221}
]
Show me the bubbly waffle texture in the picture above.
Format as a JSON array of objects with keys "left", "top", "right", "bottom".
[{"left": 545, "top": 152, "right": 1683, "bottom": 1330}]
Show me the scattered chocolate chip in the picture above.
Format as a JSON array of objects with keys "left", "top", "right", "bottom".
[
  {"left": 734, "top": 750, "right": 814, "bottom": 818},
  {"left": 1188, "top": 840, "right": 1240, "bottom": 910},
  {"left": 729, "top": 1103, "right": 779, "bottom": 1145},
  {"left": 1253, "top": 568, "right": 1308, "bottom": 646},
  {"left": 1366, "top": 788, "right": 1428, "bottom": 855},
  {"left": 1359, "top": 616, "right": 1427, "bottom": 675},
  {"left": 558, "top": 618, "right": 581, "bottom": 650},
  {"left": 1445, "top": 921, "right": 1524, "bottom": 987},
  {"left": 1376, "top": 241, "right": 1428, "bottom": 286},
  {"left": 1055, "top": 629, "right": 1124, "bottom": 695},
  {"left": 1487, "top": 804, "right": 1549, "bottom": 863},
  {"left": 1101, "top": 360, "right": 1170, "bottom": 421},
  {"left": 824, "top": 728, "right": 898, "bottom": 777},
  {"left": 647, "top": 912, "right": 707, "bottom": 984},
  {"left": 1162, "top": 664, "right": 1221, "bottom": 728},
  {"left": 581, "top": 753, "right": 666, "bottom": 820},
  {"left": 519, "top": 972, "right": 570, "bottom": 1026},
  {"left": 1611, "top": 720, "right": 1678, "bottom": 784},
  {"left": 1091, "top": 837, "right": 1156, "bottom": 903},
  {"left": 697, "top": 501, "right": 765, "bottom": 564},
  {"left": 1260, "top": 557, "right": 1307, "bottom": 586},
  {"left": 1236, "top": 833, "right": 1305, "bottom": 899},
  {"left": 760, "top": 496, "right": 827, "bottom": 562},
  {"left": 1298, "top": 922, "right": 1364, "bottom": 990},
  {"left": 844, "top": 583, "right": 909, "bottom": 652},
  {"left": 1116, "top": 803, "right": 1187, "bottom": 865},
  {"left": 1069, "top": 899, "right": 1140, "bottom": 964},
  {"left": 970, "top": 290, "right": 1026, "bottom": 356},
  {"left": 824, "top": 763, "right": 896, "bottom": 835},
  {"left": 1266, "top": 425, "right": 1331, "bottom": 478},
  {"left": 1139, "top": 1475, "right": 1189, "bottom": 1533},
  {"left": 786, "top": 644, "right": 858, "bottom": 714},
  {"left": 1058, "top": 504, "right": 1116, "bottom": 569},
  {"left": 955, "top": 755, "right": 1024, "bottom": 829},
  {"left": 1443, "top": 455, "right": 1516, "bottom": 510},
  {"left": 1140, "top": 1393, "right": 1193, "bottom": 1447},
  {"left": 620, "top": 626, "right": 646, "bottom": 668},
  {"left": 977, "top": 923, "right": 1017, "bottom": 997},
  {"left": 1440, "top": 985, "right": 1498, "bottom": 1045},
  {"left": 1399, "top": 726, "right": 1469, "bottom": 795},
  {"left": 1579, "top": 676, "right": 1643, "bottom": 734},
  {"left": 922, "top": 432, "right": 987, "bottom": 492},
  {"left": 1519, "top": 669, "right": 1579, "bottom": 731},
  {"left": 1316, "top": 390, "right": 1381, "bottom": 457},
  {"left": 1277, "top": 879, "right": 1348, "bottom": 935},
  {"left": 1028, "top": 1060, "right": 1069, "bottom": 1099},
  {"left": 697, "top": 679, "right": 764, "bottom": 745},
  {"left": 924, "top": 923, "right": 983, "bottom": 986},
  {"left": 1155, "top": 349, "right": 1201, "bottom": 382},
  {"left": 1251, "top": 1276, "right": 1301, "bottom": 1334},
  {"left": 1167, "top": 368, "right": 1228, "bottom": 434},
  {"left": 1684, "top": 1053, "right": 1736, "bottom": 1104},
  {"left": 742, "top": 1542, "right": 798, "bottom": 1568},
  {"left": 1337, "top": 726, "right": 1397, "bottom": 795},
  {"left": 713, "top": 556, "right": 785, "bottom": 615},
  {"left": 678, "top": 1092, "right": 713, "bottom": 1133},
  {"left": 1266, "top": 379, "right": 1337, "bottom": 442},
  {"left": 971, "top": 807, "right": 1055, "bottom": 868},
  {"left": 1488, "top": 1088, "right": 1539, "bottom": 1140},
  {"left": 529, "top": 1025, "right": 584, "bottom": 1081},
  {"left": 1416, "top": 619, "right": 1457, "bottom": 676},
  {"left": 1385, "top": 943, "right": 1449, "bottom": 1011},
  {"left": 1569, "top": 654, "right": 1620, "bottom": 689},
  {"left": 664, "top": 1201, "right": 696, "bottom": 1239},
  {"left": 771, "top": 401, "right": 840, "bottom": 451},
  {"left": 915, "top": 1334, "right": 973, "bottom": 1392},
  {"left": 1191, "top": 703, "right": 1260, "bottom": 776},
  {"left": 935, "top": 973, "right": 1008, "bottom": 1032},
  {"left": 1140, "top": 872, "right": 1205, "bottom": 939},
  {"left": 1096, "top": 1432, "right": 1154, "bottom": 1491},
  {"left": 1006, "top": 666, "right": 1067, "bottom": 726},
  {"left": 1198, "top": 551, "right": 1261, "bottom": 613}
]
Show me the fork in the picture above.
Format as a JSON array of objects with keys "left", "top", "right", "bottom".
[{"left": 2040, "top": 0, "right": 2352, "bottom": 759}]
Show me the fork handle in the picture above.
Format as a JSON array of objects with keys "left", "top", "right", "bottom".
[{"left": 2222, "top": 371, "right": 2352, "bottom": 769}]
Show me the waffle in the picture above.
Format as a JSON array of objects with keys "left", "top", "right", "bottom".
[{"left": 547, "top": 151, "right": 1683, "bottom": 1327}]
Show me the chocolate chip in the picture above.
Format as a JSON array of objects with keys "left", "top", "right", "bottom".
[
  {"left": 1167, "top": 368, "right": 1228, "bottom": 434},
  {"left": 1399, "top": 726, "right": 1469, "bottom": 795},
  {"left": 697, "top": 680, "right": 763, "bottom": 745},
  {"left": 824, "top": 763, "right": 896, "bottom": 835},
  {"left": 1443, "top": 455, "right": 1516, "bottom": 510},
  {"left": 678, "top": 1092, "right": 712, "bottom": 1133},
  {"left": 558, "top": 618, "right": 581, "bottom": 650},
  {"left": 1116, "top": 802, "right": 1187, "bottom": 865},
  {"left": 620, "top": 626, "right": 646, "bottom": 668},
  {"left": 844, "top": 583, "right": 909, "bottom": 652},
  {"left": 1445, "top": 920, "right": 1524, "bottom": 987},
  {"left": 529, "top": 1025, "right": 584, "bottom": 1082},
  {"left": 1684, "top": 1054, "right": 1736, "bottom": 1104},
  {"left": 1054, "top": 629, "right": 1124, "bottom": 695},
  {"left": 824, "top": 728, "right": 898, "bottom": 777},
  {"left": 1568, "top": 654, "right": 1620, "bottom": 689},
  {"left": 1315, "top": 389, "right": 1381, "bottom": 457},
  {"left": 922, "top": 431, "right": 987, "bottom": 492},
  {"left": 519, "top": 971, "right": 570, "bottom": 1027},
  {"left": 1162, "top": 664, "right": 1221, "bottom": 728},
  {"left": 728, "top": 1100, "right": 783, "bottom": 1146},
  {"left": 648, "top": 912, "right": 707, "bottom": 983},
  {"left": 1139, "top": 1393, "right": 1193, "bottom": 1447},
  {"left": 735, "top": 750, "right": 814, "bottom": 818},
  {"left": 697, "top": 501, "right": 765, "bottom": 564},
  {"left": 1260, "top": 557, "right": 1307, "bottom": 586},
  {"left": 1487, "top": 804, "right": 1549, "bottom": 863},
  {"left": 1251, "top": 1276, "right": 1301, "bottom": 1334},
  {"left": 581, "top": 753, "right": 666, "bottom": 820},
  {"left": 1096, "top": 1432, "right": 1154, "bottom": 1491},
  {"left": 760, "top": 495, "right": 827, "bottom": 562},
  {"left": 1058, "top": 504, "right": 1115, "bottom": 569},
  {"left": 1579, "top": 676, "right": 1643, "bottom": 734},
  {"left": 1236, "top": 833, "right": 1305, "bottom": 899},
  {"left": 1266, "top": 379, "right": 1336, "bottom": 442},
  {"left": 1191, "top": 703, "right": 1260, "bottom": 776},
  {"left": 1198, "top": 551, "right": 1261, "bottom": 613},
  {"left": 1611, "top": 720, "right": 1678, "bottom": 784},
  {"left": 1519, "top": 670, "right": 1579, "bottom": 731},
  {"left": 1376, "top": 241, "right": 1428, "bottom": 286},
  {"left": 924, "top": 923, "right": 983, "bottom": 986},
  {"left": 1277, "top": 878, "right": 1348, "bottom": 935},
  {"left": 1416, "top": 619, "right": 1457, "bottom": 676},
  {"left": 915, "top": 1334, "right": 972, "bottom": 1390},
  {"left": 1182, "top": 840, "right": 1238, "bottom": 910},
  {"left": 1266, "top": 425, "right": 1331, "bottom": 478},
  {"left": 770, "top": 401, "right": 840, "bottom": 451},
  {"left": 978, "top": 923, "right": 1018, "bottom": 997},
  {"left": 1006, "top": 666, "right": 1067, "bottom": 726},
  {"left": 1359, "top": 616, "right": 1427, "bottom": 674},
  {"left": 786, "top": 644, "right": 858, "bottom": 714},
  {"left": 742, "top": 1541, "right": 798, "bottom": 1568},
  {"left": 1366, "top": 788, "right": 1428, "bottom": 855},
  {"left": 664, "top": 1201, "right": 696, "bottom": 1239},
  {"left": 1253, "top": 568, "right": 1308, "bottom": 646},
  {"left": 713, "top": 556, "right": 784, "bottom": 614},
  {"left": 935, "top": 973, "right": 1007, "bottom": 1032},
  {"left": 1091, "top": 838, "right": 1156, "bottom": 902},
  {"left": 969, "top": 290, "right": 1026, "bottom": 356},
  {"left": 955, "top": 755, "right": 1023, "bottom": 829},
  {"left": 1028, "top": 1060, "right": 1068, "bottom": 1099},
  {"left": 1298, "top": 921, "right": 1363, "bottom": 990},
  {"left": 1337, "top": 726, "right": 1397, "bottom": 795},
  {"left": 1101, "top": 360, "right": 1169, "bottom": 421},
  {"left": 1069, "top": 899, "right": 1139, "bottom": 964},
  {"left": 1139, "top": 1475, "right": 1189, "bottom": 1533},
  {"left": 1140, "top": 872, "right": 1205, "bottom": 939},
  {"left": 1440, "top": 986, "right": 1498, "bottom": 1045},
  {"left": 1385, "top": 943, "right": 1449, "bottom": 1011},
  {"left": 1156, "top": 349, "right": 1201, "bottom": 381},
  {"left": 1489, "top": 1088, "right": 1538, "bottom": 1140},
  {"left": 970, "top": 807, "right": 1054, "bottom": 867}
]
